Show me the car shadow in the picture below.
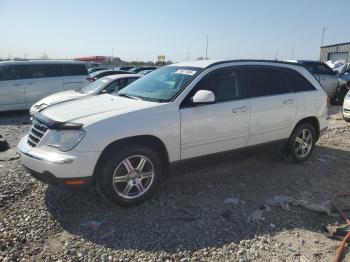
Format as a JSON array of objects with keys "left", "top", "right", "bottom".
[{"left": 44, "top": 144, "right": 349, "bottom": 252}]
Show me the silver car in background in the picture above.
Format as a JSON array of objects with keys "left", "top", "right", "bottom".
[
  {"left": 293, "top": 60, "right": 341, "bottom": 97},
  {"left": 0, "top": 60, "right": 89, "bottom": 112},
  {"left": 30, "top": 74, "right": 141, "bottom": 115}
]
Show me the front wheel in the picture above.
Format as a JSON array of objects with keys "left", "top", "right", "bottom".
[
  {"left": 287, "top": 123, "right": 316, "bottom": 163},
  {"left": 99, "top": 145, "right": 162, "bottom": 206}
]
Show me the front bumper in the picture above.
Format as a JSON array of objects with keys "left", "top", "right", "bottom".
[{"left": 18, "top": 135, "right": 100, "bottom": 188}]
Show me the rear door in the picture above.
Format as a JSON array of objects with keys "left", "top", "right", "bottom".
[
  {"left": 0, "top": 64, "right": 26, "bottom": 111},
  {"left": 62, "top": 64, "right": 89, "bottom": 90},
  {"left": 180, "top": 67, "right": 250, "bottom": 159},
  {"left": 240, "top": 66, "right": 297, "bottom": 146},
  {"left": 21, "top": 64, "right": 63, "bottom": 107}
]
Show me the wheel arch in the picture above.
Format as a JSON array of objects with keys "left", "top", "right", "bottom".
[
  {"left": 92, "top": 135, "right": 170, "bottom": 186},
  {"left": 292, "top": 116, "right": 320, "bottom": 141}
]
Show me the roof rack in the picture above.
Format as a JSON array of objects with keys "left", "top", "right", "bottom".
[{"left": 205, "top": 59, "right": 305, "bottom": 69}]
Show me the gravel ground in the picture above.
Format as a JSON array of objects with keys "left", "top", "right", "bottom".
[{"left": 0, "top": 107, "right": 350, "bottom": 262}]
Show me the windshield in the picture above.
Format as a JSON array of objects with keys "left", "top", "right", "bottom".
[
  {"left": 118, "top": 66, "right": 201, "bottom": 102},
  {"left": 80, "top": 77, "right": 111, "bottom": 94}
]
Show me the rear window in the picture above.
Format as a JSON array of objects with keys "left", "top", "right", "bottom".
[
  {"left": 0, "top": 65, "right": 21, "bottom": 81},
  {"left": 284, "top": 69, "right": 316, "bottom": 92},
  {"left": 62, "top": 64, "right": 87, "bottom": 76},
  {"left": 21, "top": 64, "right": 62, "bottom": 79}
]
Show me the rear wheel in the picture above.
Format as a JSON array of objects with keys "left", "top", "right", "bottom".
[
  {"left": 287, "top": 123, "right": 316, "bottom": 163},
  {"left": 99, "top": 145, "right": 162, "bottom": 206}
]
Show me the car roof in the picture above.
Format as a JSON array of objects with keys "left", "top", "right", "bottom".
[
  {"left": 172, "top": 59, "right": 305, "bottom": 69},
  {"left": 0, "top": 60, "right": 87, "bottom": 65},
  {"left": 104, "top": 74, "right": 141, "bottom": 80}
]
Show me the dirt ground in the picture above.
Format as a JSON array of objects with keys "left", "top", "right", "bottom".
[{"left": 0, "top": 106, "right": 350, "bottom": 262}]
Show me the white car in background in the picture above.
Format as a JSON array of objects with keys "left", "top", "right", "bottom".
[
  {"left": 30, "top": 74, "right": 140, "bottom": 115},
  {"left": 342, "top": 84, "right": 350, "bottom": 122},
  {"left": 0, "top": 60, "right": 89, "bottom": 112},
  {"left": 18, "top": 59, "right": 328, "bottom": 206}
]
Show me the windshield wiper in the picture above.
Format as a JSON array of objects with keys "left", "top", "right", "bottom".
[{"left": 118, "top": 93, "right": 142, "bottom": 100}]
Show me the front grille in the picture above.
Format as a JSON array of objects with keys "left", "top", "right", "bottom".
[{"left": 27, "top": 120, "right": 48, "bottom": 147}]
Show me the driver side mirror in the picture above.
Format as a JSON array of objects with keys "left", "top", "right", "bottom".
[{"left": 191, "top": 90, "right": 215, "bottom": 104}]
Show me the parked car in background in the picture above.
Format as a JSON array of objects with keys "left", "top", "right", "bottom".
[
  {"left": 342, "top": 81, "right": 350, "bottom": 122},
  {"left": 88, "top": 70, "right": 131, "bottom": 82},
  {"left": 137, "top": 69, "right": 153, "bottom": 76},
  {"left": 18, "top": 59, "right": 328, "bottom": 206},
  {"left": 129, "top": 66, "right": 158, "bottom": 73},
  {"left": 30, "top": 74, "right": 141, "bottom": 115},
  {"left": 0, "top": 60, "right": 89, "bottom": 111},
  {"left": 118, "top": 66, "right": 135, "bottom": 71},
  {"left": 286, "top": 60, "right": 340, "bottom": 97},
  {"left": 88, "top": 67, "right": 106, "bottom": 74}
]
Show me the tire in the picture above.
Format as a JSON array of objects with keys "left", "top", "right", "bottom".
[
  {"left": 286, "top": 123, "right": 316, "bottom": 163},
  {"left": 99, "top": 145, "right": 162, "bottom": 206}
]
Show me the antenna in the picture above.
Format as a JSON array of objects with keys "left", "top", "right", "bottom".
[
  {"left": 321, "top": 27, "right": 326, "bottom": 47},
  {"left": 205, "top": 35, "right": 208, "bottom": 60}
]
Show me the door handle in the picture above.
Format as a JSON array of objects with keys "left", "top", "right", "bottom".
[
  {"left": 232, "top": 106, "right": 248, "bottom": 113},
  {"left": 283, "top": 99, "right": 295, "bottom": 105}
]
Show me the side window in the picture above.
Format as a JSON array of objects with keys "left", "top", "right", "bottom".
[
  {"left": 187, "top": 68, "right": 240, "bottom": 104},
  {"left": 239, "top": 67, "right": 291, "bottom": 98},
  {"left": 21, "top": 64, "right": 62, "bottom": 79},
  {"left": 127, "top": 78, "right": 137, "bottom": 85},
  {"left": 104, "top": 80, "right": 122, "bottom": 93},
  {"left": 302, "top": 63, "right": 316, "bottom": 74},
  {"left": 0, "top": 65, "right": 20, "bottom": 81},
  {"left": 315, "top": 63, "right": 334, "bottom": 75},
  {"left": 62, "top": 64, "right": 87, "bottom": 76},
  {"left": 284, "top": 69, "right": 316, "bottom": 92}
]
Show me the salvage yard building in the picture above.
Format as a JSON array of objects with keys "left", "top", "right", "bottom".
[{"left": 320, "top": 42, "right": 350, "bottom": 63}]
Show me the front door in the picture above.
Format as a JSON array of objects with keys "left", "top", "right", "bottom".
[{"left": 180, "top": 67, "right": 250, "bottom": 159}]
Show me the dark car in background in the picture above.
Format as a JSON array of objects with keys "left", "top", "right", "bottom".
[
  {"left": 129, "top": 66, "right": 158, "bottom": 73},
  {"left": 88, "top": 67, "right": 107, "bottom": 74}
]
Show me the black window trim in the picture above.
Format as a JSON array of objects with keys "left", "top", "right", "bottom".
[{"left": 180, "top": 64, "right": 298, "bottom": 108}]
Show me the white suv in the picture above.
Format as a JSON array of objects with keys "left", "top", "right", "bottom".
[
  {"left": 0, "top": 60, "right": 89, "bottom": 112},
  {"left": 18, "top": 60, "right": 328, "bottom": 206}
]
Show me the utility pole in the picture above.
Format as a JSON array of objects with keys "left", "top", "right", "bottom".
[
  {"left": 291, "top": 45, "right": 294, "bottom": 59},
  {"left": 205, "top": 35, "right": 208, "bottom": 60},
  {"left": 321, "top": 27, "right": 326, "bottom": 47},
  {"left": 186, "top": 47, "right": 189, "bottom": 61}
]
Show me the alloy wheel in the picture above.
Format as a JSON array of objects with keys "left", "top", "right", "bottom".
[
  {"left": 112, "top": 155, "right": 155, "bottom": 199},
  {"left": 294, "top": 128, "right": 313, "bottom": 158}
]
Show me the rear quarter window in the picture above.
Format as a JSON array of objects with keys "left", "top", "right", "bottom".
[
  {"left": 284, "top": 69, "right": 316, "bottom": 92},
  {"left": 62, "top": 64, "right": 88, "bottom": 76}
]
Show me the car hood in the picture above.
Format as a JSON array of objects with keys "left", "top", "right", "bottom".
[
  {"left": 40, "top": 94, "right": 159, "bottom": 125},
  {"left": 35, "top": 90, "right": 86, "bottom": 106}
]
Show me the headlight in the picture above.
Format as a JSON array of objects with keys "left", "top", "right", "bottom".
[
  {"left": 46, "top": 130, "right": 85, "bottom": 152},
  {"left": 346, "top": 92, "right": 350, "bottom": 100}
]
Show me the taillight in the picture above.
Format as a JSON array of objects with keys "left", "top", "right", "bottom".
[{"left": 87, "top": 77, "right": 94, "bottom": 82}]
